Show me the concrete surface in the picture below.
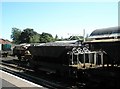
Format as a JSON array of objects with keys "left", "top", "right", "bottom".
[{"left": 0, "top": 70, "right": 46, "bottom": 89}]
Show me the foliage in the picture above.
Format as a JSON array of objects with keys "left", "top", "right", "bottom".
[
  {"left": 54, "top": 34, "right": 64, "bottom": 41},
  {"left": 11, "top": 28, "right": 55, "bottom": 43},
  {"left": 11, "top": 28, "right": 21, "bottom": 44},
  {"left": 19, "top": 28, "right": 38, "bottom": 43},
  {"left": 55, "top": 34, "right": 59, "bottom": 41},
  {"left": 40, "top": 32, "right": 54, "bottom": 43},
  {"left": 30, "top": 34, "right": 40, "bottom": 43},
  {"left": 11, "top": 27, "right": 84, "bottom": 44}
]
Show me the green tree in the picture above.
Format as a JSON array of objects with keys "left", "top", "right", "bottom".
[
  {"left": 40, "top": 32, "right": 54, "bottom": 43},
  {"left": 19, "top": 28, "right": 37, "bottom": 43},
  {"left": 11, "top": 28, "right": 56, "bottom": 43},
  {"left": 55, "top": 34, "right": 59, "bottom": 41},
  {"left": 11, "top": 28, "right": 21, "bottom": 44},
  {"left": 30, "top": 34, "right": 40, "bottom": 43}
]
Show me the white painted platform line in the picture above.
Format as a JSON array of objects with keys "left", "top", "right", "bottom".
[{"left": 0, "top": 70, "right": 46, "bottom": 88}]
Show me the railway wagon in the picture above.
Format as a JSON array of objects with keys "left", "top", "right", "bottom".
[
  {"left": 28, "top": 42, "right": 81, "bottom": 78},
  {"left": 27, "top": 40, "right": 104, "bottom": 80},
  {"left": 86, "top": 26, "right": 120, "bottom": 66},
  {"left": 1, "top": 44, "right": 12, "bottom": 57},
  {"left": 13, "top": 43, "right": 31, "bottom": 61}
]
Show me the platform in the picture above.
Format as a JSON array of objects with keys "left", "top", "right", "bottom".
[{"left": 0, "top": 70, "right": 46, "bottom": 89}]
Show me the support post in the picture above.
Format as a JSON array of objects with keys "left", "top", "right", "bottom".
[
  {"left": 89, "top": 53, "right": 91, "bottom": 63},
  {"left": 77, "top": 54, "right": 79, "bottom": 64},
  {"left": 89, "top": 53, "right": 92, "bottom": 67},
  {"left": 72, "top": 53, "right": 74, "bottom": 65},
  {"left": 83, "top": 51, "right": 85, "bottom": 68},
  {"left": 101, "top": 52, "right": 104, "bottom": 66},
  {"left": 94, "top": 52, "right": 97, "bottom": 65}
]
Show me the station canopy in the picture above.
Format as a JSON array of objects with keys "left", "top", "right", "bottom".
[{"left": 89, "top": 26, "right": 120, "bottom": 39}]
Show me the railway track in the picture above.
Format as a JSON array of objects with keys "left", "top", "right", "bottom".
[
  {"left": 1, "top": 57, "right": 120, "bottom": 89},
  {"left": 0, "top": 59, "right": 78, "bottom": 89}
]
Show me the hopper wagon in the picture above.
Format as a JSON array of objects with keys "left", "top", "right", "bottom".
[{"left": 27, "top": 41, "right": 104, "bottom": 79}]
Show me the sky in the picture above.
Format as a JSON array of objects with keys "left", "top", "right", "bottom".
[{"left": 1, "top": 0, "right": 119, "bottom": 41}]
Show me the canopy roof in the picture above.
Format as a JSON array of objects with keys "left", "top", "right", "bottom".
[{"left": 89, "top": 26, "right": 120, "bottom": 39}]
